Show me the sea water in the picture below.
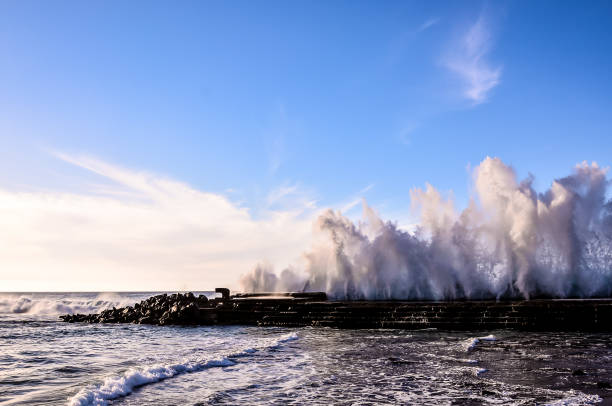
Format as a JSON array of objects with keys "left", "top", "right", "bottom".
[{"left": 1, "top": 293, "right": 610, "bottom": 405}]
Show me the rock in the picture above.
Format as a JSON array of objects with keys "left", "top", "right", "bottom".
[
  {"left": 572, "top": 369, "right": 586, "bottom": 376},
  {"left": 597, "top": 381, "right": 611, "bottom": 389},
  {"left": 58, "top": 292, "right": 208, "bottom": 325},
  {"left": 159, "top": 311, "right": 172, "bottom": 325},
  {"left": 138, "top": 316, "right": 155, "bottom": 324},
  {"left": 180, "top": 302, "right": 199, "bottom": 322},
  {"left": 215, "top": 288, "right": 230, "bottom": 300}
]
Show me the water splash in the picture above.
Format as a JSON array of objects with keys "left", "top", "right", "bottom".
[
  {"left": 241, "top": 157, "right": 612, "bottom": 300},
  {"left": 0, "top": 292, "right": 137, "bottom": 318}
]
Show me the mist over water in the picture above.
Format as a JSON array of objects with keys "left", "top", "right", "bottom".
[
  {"left": 0, "top": 292, "right": 146, "bottom": 321},
  {"left": 241, "top": 157, "right": 612, "bottom": 300}
]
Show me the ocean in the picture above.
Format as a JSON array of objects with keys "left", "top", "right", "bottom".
[{"left": 1, "top": 292, "right": 610, "bottom": 405}]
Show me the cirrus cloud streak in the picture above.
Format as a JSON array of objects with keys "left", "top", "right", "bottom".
[{"left": 446, "top": 15, "right": 502, "bottom": 104}]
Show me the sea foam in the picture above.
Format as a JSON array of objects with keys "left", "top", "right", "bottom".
[
  {"left": 67, "top": 331, "right": 299, "bottom": 406},
  {"left": 545, "top": 392, "right": 602, "bottom": 406},
  {"left": 0, "top": 293, "right": 136, "bottom": 318},
  {"left": 464, "top": 334, "right": 498, "bottom": 351}
]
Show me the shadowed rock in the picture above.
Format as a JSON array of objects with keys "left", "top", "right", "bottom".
[{"left": 60, "top": 292, "right": 209, "bottom": 325}]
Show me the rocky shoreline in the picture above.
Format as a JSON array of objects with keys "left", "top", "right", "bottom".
[
  {"left": 59, "top": 289, "right": 612, "bottom": 331},
  {"left": 60, "top": 292, "right": 211, "bottom": 325}
]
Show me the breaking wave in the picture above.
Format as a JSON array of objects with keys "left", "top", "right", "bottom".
[
  {"left": 68, "top": 332, "right": 299, "bottom": 406},
  {"left": 241, "top": 157, "right": 612, "bottom": 300},
  {"left": 0, "top": 293, "right": 137, "bottom": 318}
]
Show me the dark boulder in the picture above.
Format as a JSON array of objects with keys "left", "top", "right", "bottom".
[
  {"left": 138, "top": 315, "right": 156, "bottom": 324},
  {"left": 62, "top": 292, "right": 213, "bottom": 326}
]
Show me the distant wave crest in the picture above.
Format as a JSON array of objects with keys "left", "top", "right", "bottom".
[{"left": 0, "top": 293, "right": 135, "bottom": 317}]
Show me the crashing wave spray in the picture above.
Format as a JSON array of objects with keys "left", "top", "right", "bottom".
[
  {"left": 0, "top": 293, "right": 138, "bottom": 319},
  {"left": 240, "top": 157, "right": 612, "bottom": 300}
]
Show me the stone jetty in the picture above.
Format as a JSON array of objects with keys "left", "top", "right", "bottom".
[{"left": 60, "top": 288, "right": 612, "bottom": 331}]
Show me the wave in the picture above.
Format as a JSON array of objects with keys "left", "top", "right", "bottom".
[
  {"left": 0, "top": 293, "right": 138, "bottom": 317},
  {"left": 241, "top": 157, "right": 612, "bottom": 300},
  {"left": 463, "top": 334, "right": 497, "bottom": 351},
  {"left": 68, "top": 332, "right": 299, "bottom": 406}
]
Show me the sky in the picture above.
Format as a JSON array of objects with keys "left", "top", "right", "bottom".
[{"left": 1, "top": 1, "right": 611, "bottom": 291}]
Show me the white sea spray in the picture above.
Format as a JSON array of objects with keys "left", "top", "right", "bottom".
[{"left": 241, "top": 157, "right": 612, "bottom": 300}]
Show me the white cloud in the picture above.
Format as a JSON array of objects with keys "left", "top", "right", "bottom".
[
  {"left": 446, "top": 15, "right": 501, "bottom": 104},
  {"left": 0, "top": 154, "right": 316, "bottom": 291},
  {"left": 418, "top": 17, "right": 440, "bottom": 32}
]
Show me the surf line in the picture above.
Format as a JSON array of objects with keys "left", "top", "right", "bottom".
[{"left": 68, "top": 332, "right": 299, "bottom": 406}]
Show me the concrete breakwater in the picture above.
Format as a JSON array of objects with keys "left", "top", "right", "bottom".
[{"left": 60, "top": 289, "right": 612, "bottom": 331}]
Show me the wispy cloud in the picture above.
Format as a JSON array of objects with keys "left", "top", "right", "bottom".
[
  {"left": 266, "top": 183, "right": 317, "bottom": 211},
  {"left": 268, "top": 138, "right": 284, "bottom": 174},
  {"left": 339, "top": 184, "right": 375, "bottom": 214},
  {"left": 265, "top": 103, "right": 296, "bottom": 175},
  {"left": 446, "top": 15, "right": 501, "bottom": 104},
  {"left": 396, "top": 122, "right": 418, "bottom": 146},
  {"left": 418, "top": 17, "right": 440, "bottom": 32},
  {"left": 0, "top": 154, "right": 317, "bottom": 291}
]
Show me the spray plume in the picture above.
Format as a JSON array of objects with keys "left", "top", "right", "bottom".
[{"left": 240, "top": 157, "right": 612, "bottom": 300}]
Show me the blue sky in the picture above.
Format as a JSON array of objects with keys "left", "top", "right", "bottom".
[{"left": 1, "top": 1, "right": 611, "bottom": 290}]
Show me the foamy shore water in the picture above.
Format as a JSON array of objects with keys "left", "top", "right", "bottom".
[
  {"left": 1, "top": 293, "right": 610, "bottom": 405},
  {"left": 68, "top": 332, "right": 299, "bottom": 406}
]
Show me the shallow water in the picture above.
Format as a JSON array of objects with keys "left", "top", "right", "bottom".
[{"left": 1, "top": 293, "right": 611, "bottom": 405}]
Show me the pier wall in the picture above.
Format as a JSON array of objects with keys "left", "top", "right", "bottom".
[
  {"left": 61, "top": 292, "right": 612, "bottom": 331},
  {"left": 214, "top": 299, "right": 612, "bottom": 331}
]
